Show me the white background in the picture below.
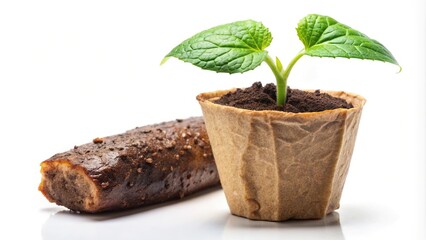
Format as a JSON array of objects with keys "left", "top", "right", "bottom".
[{"left": 0, "top": 0, "right": 425, "bottom": 239}]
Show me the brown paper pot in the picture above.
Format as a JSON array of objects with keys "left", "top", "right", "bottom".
[{"left": 197, "top": 89, "right": 366, "bottom": 221}]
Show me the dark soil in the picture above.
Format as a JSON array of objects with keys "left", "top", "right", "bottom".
[{"left": 214, "top": 82, "right": 353, "bottom": 113}]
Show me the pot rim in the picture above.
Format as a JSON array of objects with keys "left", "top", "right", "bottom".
[{"left": 196, "top": 88, "right": 366, "bottom": 118}]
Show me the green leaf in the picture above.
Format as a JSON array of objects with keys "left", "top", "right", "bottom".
[
  {"left": 297, "top": 14, "right": 399, "bottom": 66},
  {"left": 276, "top": 56, "right": 283, "bottom": 72},
  {"left": 164, "top": 20, "right": 272, "bottom": 74}
]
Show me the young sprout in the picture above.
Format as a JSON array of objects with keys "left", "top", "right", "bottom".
[{"left": 162, "top": 14, "right": 400, "bottom": 106}]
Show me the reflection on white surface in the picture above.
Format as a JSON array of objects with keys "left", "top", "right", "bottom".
[
  {"left": 42, "top": 189, "right": 228, "bottom": 240},
  {"left": 42, "top": 210, "right": 226, "bottom": 240},
  {"left": 223, "top": 212, "right": 344, "bottom": 240},
  {"left": 42, "top": 190, "right": 345, "bottom": 240}
]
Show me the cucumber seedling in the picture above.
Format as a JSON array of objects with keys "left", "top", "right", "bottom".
[{"left": 162, "top": 14, "right": 400, "bottom": 106}]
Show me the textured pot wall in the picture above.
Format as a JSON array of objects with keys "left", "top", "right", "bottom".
[{"left": 198, "top": 89, "right": 366, "bottom": 221}]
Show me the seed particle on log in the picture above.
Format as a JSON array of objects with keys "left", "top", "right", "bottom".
[{"left": 93, "top": 138, "right": 104, "bottom": 144}]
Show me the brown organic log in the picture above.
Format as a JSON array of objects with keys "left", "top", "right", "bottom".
[{"left": 39, "top": 117, "right": 219, "bottom": 213}]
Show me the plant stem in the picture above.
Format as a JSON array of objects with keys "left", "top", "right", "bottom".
[
  {"left": 265, "top": 52, "right": 305, "bottom": 106},
  {"left": 265, "top": 55, "right": 286, "bottom": 106}
]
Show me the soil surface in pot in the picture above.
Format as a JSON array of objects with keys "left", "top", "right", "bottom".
[{"left": 214, "top": 82, "right": 353, "bottom": 113}]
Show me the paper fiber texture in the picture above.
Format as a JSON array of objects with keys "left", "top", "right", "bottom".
[{"left": 198, "top": 89, "right": 366, "bottom": 221}]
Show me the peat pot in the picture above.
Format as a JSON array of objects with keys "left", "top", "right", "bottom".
[{"left": 197, "top": 88, "right": 366, "bottom": 221}]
